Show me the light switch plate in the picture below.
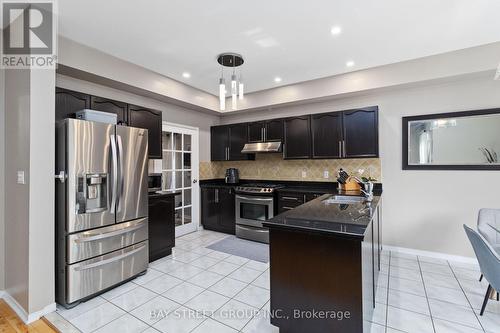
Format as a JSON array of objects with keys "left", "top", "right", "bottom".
[
  {"left": 301, "top": 170, "right": 307, "bottom": 178},
  {"left": 17, "top": 171, "right": 25, "bottom": 184},
  {"left": 323, "top": 170, "right": 329, "bottom": 179}
]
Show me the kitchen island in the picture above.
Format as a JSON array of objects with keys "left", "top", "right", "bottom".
[{"left": 263, "top": 192, "right": 382, "bottom": 333}]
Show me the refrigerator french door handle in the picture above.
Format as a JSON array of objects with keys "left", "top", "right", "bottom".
[
  {"left": 117, "top": 135, "right": 125, "bottom": 207},
  {"left": 110, "top": 134, "right": 118, "bottom": 214}
]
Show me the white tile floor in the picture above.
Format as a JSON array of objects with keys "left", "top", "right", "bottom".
[{"left": 46, "top": 230, "right": 500, "bottom": 333}]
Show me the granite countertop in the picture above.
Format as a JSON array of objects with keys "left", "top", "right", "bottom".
[
  {"left": 199, "top": 179, "right": 382, "bottom": 194},
  {"left": 276, "top": 186, "right": 335, "bottom": 194},
  {"left": 199, "top": 183, "right": 237, "bottom": 189},
  {"left": 148, "top": 190, "right": 182, "bottom": 198},
  {"left": 199, "top": 179, "right": 340, "bottom": 193},
  {"left": 263, "top": 194, "right": 381, "bottom": 240}
]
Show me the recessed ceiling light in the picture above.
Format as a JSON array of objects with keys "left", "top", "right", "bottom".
[
  {"left": 346, "top": 61, "right": 355, "bottom": 67},
  {"left": 330, "top": 26, "right": 342, "bottom": 35},
  {"left": 182, "top": 72, "right": 191, "bottom": 78},
  {"left": 274, "top": 77, "right": 282, "bottom": 83}
]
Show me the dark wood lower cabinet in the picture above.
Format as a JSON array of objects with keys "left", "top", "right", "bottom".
[
  {"left": 267, "top": 216, "right": 380, "bottom": 332},
  {"left": 148, "top": 193, "right": 176, "bottom": 262},
  {"left": 201, "top": 187, "right": 235, "bottom": 234},
  {"left": 278, "top": 190, "right": 326, "bottom": 214},
  {"left": 218, "top": 188, "right": 236, "bottom": 234}
]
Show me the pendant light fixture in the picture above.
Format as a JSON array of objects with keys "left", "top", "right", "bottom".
[
  {"left": 219, "top": 77, "right": 226, "bottom": 111},
  {"left": 231, "top": 71, "right": 237, "bottom": 110},
  {"left": 238, "top": 72, "right": 244, "bottom": 100},
  {"left": 217, "top": 53, "right": 244, "bottom": 111}
]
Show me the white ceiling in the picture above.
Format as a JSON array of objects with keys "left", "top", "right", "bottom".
[{"left": 58, "top": 0, "right": 500, "bottom": 96}]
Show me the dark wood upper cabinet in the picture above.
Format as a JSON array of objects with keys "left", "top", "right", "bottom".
[
  {"left": 229, "top": 123, "right": 253, "bottom": 160},
  {"left": 247, "top": 119, "right": 283, "bottom": 143},
  {"left": 343, "top": 107, "right": 379, "bottom": 158},
  {"left": 248, "top": 122, "right": 265, "bottom": 143},
  {"left": 210, "top": 124, "right": 254, "bottom": 161},
  {"left": 312, "top": 112, "right": 343, "bottom": 158},
  {"left": 55, "top": 88, "right": 90, "bottom": 122},
  {"left": 283, "top": 116, "right": 311, "bottom": 159},
  {"left": 210, "top": 126, "right": 230, "bottom": 161},
  {"left": 265, "top": 119, "right": 284, "bottom": 142},
  {"left": 128, "top": 105, "right": 162, "bottom": 159},
  {"left": 211, "top": 106, "right": 378, "bottom": 161},
  {"left": 90, "top": 96, "right": 128, "bottom": 125}
]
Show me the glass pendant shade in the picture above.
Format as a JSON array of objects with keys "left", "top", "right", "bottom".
[
  {"left": 231, "top": 74, "right": 237, "bottom": 110},
  {"left": 219, "top": 77, "right": 226, "bottom": 111},
  {"left": 238, "top": 81, "right": 244, "bottom": 100}
]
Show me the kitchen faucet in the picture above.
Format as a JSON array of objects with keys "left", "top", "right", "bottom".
[{"left": 352, "top": 176, "right": 374, "bottom": 201}]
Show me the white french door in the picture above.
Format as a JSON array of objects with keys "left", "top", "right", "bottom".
[{"left": 161, "top": 122, "right": 199, "bottom": 237}]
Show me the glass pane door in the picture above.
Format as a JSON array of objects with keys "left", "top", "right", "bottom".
[{"left": 161, "top": 124, "right": 199, "bottom": 237}]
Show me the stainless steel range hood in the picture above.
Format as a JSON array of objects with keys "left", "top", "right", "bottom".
[{"left": 241, "top": 142, "right": 282, "bottom": 153}]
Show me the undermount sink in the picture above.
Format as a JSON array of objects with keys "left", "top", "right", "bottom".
[{"left": 322, "top": 195, "right": 365, "bottom": 205}]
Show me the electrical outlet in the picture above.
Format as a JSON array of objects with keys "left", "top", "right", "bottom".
[
  {"left": 17, "top": 171, "right": 25, "bottom": 184},
  {"left": 301, "top": 170, "right": 307, "bottom": 178},
  {"left": 323, "top": 170, "right": 329, "bottom": 179}
]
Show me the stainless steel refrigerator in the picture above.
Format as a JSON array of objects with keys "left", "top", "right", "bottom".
[{"left": 56, "top": 118, "right": 149, "bottom": 307}]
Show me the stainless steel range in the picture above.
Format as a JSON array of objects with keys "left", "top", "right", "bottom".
[{"left": 235, "top": 184, "right": 283, "bottom": 243}]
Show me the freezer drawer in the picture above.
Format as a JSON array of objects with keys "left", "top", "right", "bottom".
[
  {"left": 66, "top": 241, "right": 148, "bottom": 304},
  {"left": 67, "top": 218, "right": 148, "bottom": 264}
]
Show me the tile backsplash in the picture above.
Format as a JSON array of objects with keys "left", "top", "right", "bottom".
[{"left": 200, "top": 154, "right": 381, "bottom": 182}]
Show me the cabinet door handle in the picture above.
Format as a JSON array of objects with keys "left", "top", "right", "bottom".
[
  {"left": 339, "top": 141, "right": 342, "bottom": 158},
  {"left": 264, "top": 127, "right": 267, "bottom": 141},
  {"left": 215, "top": 189, "right": 219, "bottom": 203},
  {"left": 281, "top": 196, "right": 300, "bottom": 201},
  {"left": 342, "top": 140, "right": 346, "bottom": 157},
  {"left": 261, "top": 127, "right": 264, "bottom": 141},
  {"left": 225, "top": 147, "right": 229, "bottom": 160}
]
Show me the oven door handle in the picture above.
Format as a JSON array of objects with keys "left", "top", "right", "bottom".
[{"left": 236, "top": 195, "right": 274, "bottom": 202}]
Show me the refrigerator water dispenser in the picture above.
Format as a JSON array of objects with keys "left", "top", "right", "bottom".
[{"left": 76, "top": 174, "right": 108, "bottom": 214}]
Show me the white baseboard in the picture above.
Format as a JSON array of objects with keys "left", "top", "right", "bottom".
[
  {"left": 0, "top": 291, "right": 56, "bottom": 324},
  {"left": 383, "top": 245, "right": 478, "bottom": 265}
]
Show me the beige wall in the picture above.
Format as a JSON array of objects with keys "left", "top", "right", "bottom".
[
  {"left": 221, "top": 73, "right": 500, "bottom": 257},
  {"left": 0, "top": 68, "right": 5, "bottom": 290},
  {"left": 5, "top": 69, "right": 31, "bottom": 310},
  {"left": 56, "top": 75, "right": 220, "bottom": 161},
  {"left": 28, "top": 69, "right": 56, "bottom": 313},
  {"left": 4, "top": 67, "right": 55, "bottom": 316}
]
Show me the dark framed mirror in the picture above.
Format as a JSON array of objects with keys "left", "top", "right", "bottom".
[{"left": 403, "top": 108, "right": 500, "bottom": 170}]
